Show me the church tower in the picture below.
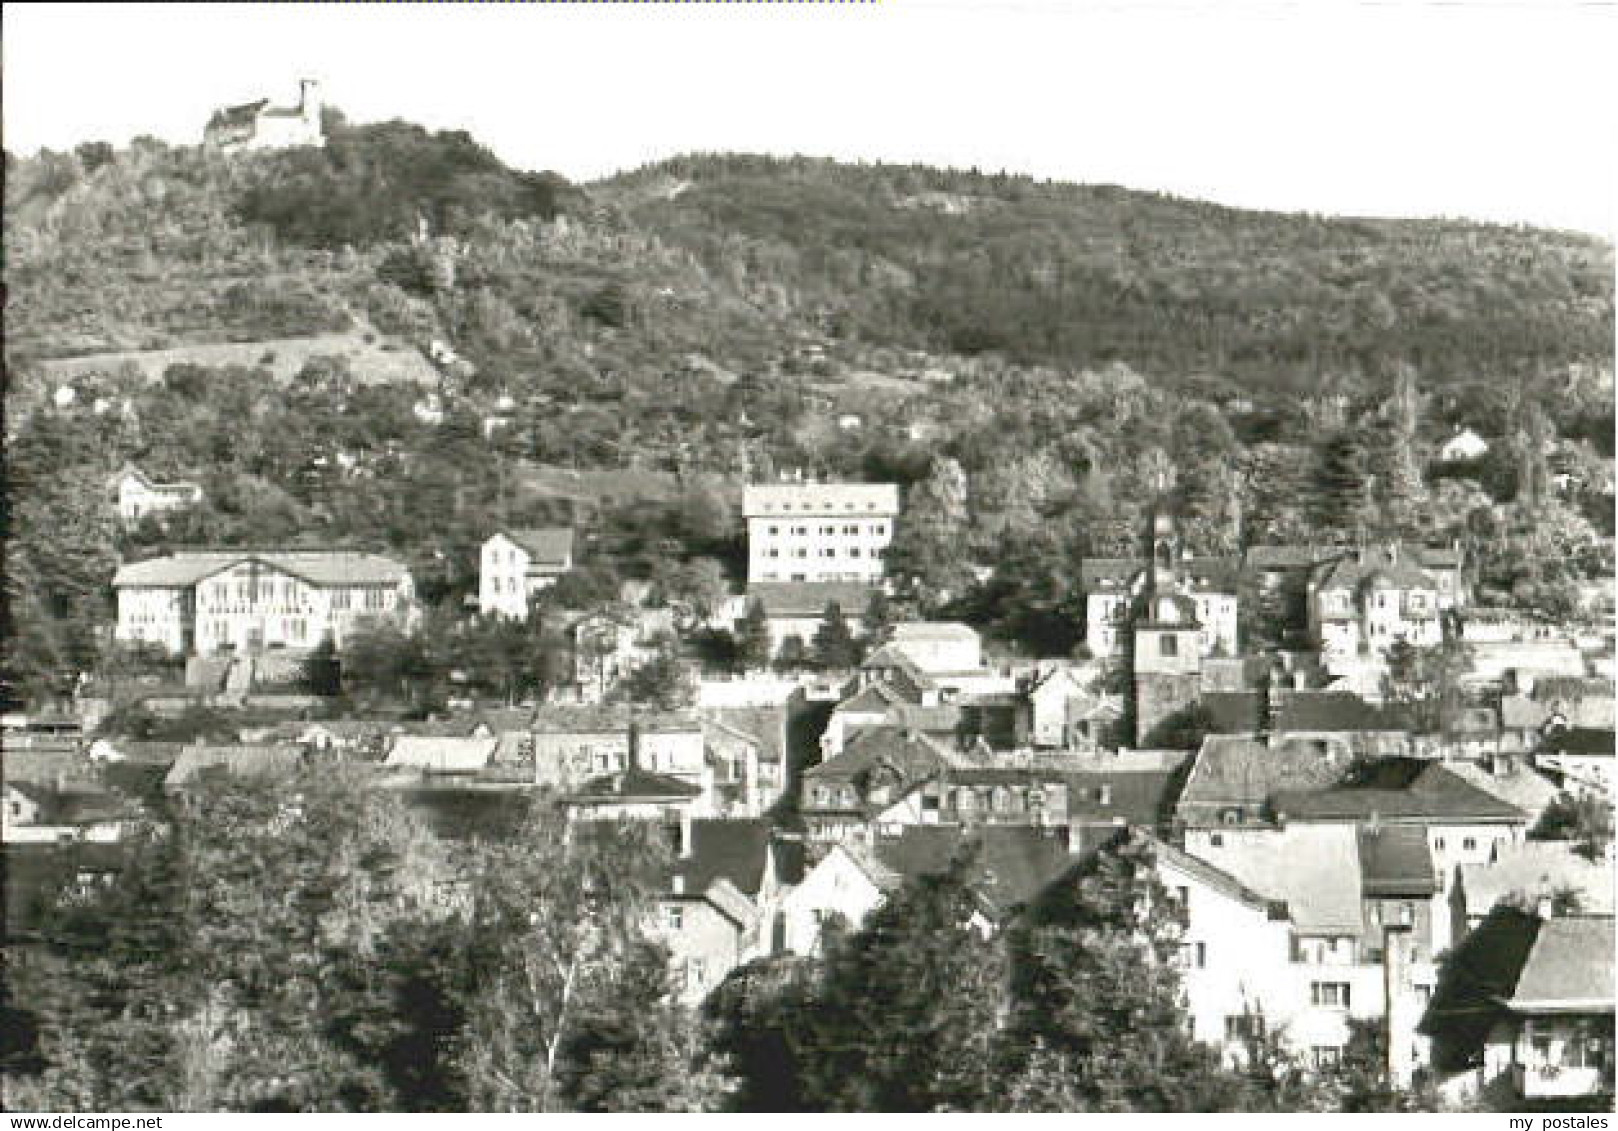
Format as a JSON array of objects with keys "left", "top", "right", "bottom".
[{"left": 1132, "top": 506, "right": 1203, "bottom": 745}]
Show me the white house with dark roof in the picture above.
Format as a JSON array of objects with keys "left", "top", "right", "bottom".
[
  {"left": 204, "top": 79, "right": 324, "bottom": 150},
  {"left": 109, "top": 464, "right": 203, "bottom": 526},
  {"left": 743, "top": 480, "right": 899, "bottom": 584},
  {"left": 1081, "top": 554, "right": 1241, "bottom": 661},
  {"left": 1423, "top": 908, "right": 1615, "bottom": 1103},
  {"left": 1161, "top": 825, "right": 1393, "bottom": 1070},
  {"left": 1307, "top": 544, "right": 1446, "bottom": 658},
  {"left": 479, "top": 528, "right": 576, "bottom": 620},
  {"left": 743, "top": 580, "right": 876, "bottom": 655},
  {"left": 114, "top": 551, "right": 415, "bottom": 655}
]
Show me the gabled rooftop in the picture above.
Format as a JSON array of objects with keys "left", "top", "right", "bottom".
[
  {"left": 1271, "top": 690, "right": 1409, "bottom": 735},
  {"left": 113, "top": 550, "right": 410, "bottom": 589},
  {"left": 1458, "top": 841, "right": 1616, "bottom": 920},
  {"left": 872, "top": 824, "right": 1074, "bottom": 920},
  {"left": 1189, "top": 824, "right": 1366, "bottom": 935},
  {"left": 568, "top": 765, "right": 701, "bottom": 803},
  {"left": 497, "top": 528, "right": 575, "bottom": 567},
  {"left": 1357, "top": 824, "right": 1438, "bottom": 897},
  {"left": 1507, "top": 916, "right": 1616, "bottom": 1010},
  {"left": 1271, "top": 759, "right": 1528, "bottom": 825}
]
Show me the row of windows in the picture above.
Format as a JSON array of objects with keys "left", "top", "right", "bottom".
[
  {"left": 200, "top": 617, "right": 310, "bottom": 642},
  {"left": 755, "top": 500, "right": 888, "bottom": 514},
  {"left": 762, "top": 523, "right": 889, "bottom": 537},
  {"left": 763, "top": 547, "right": 884, "bottom": 560}
]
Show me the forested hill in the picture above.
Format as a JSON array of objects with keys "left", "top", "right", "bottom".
[
  {"left": 5, "top": 125, "right": 1615, "bottom": 702},
  {"left": 602, "top": 153, "right": 1613, "bottom": 394}
]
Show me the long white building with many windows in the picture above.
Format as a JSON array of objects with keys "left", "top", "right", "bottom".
[
  {"left": 743, "top": 481, "right": 899, "bottom": 584},
  {"left": 113, "top": 550, "right": 415, "bottom": 655}
]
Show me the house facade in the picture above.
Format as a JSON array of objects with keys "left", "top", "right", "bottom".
[
  {"left": 110, "top": 464, "right": 203, "bottom": 526},
  {"left": 1307, "top": 545, "right": 1450, "bottom": 659},
  {"left": 743, "top": 480, "right": 899, "bottom": 584},
  {"left": 1083, "top": 556, "right": 1241, "bottom": 661},
  {"left": 113, "top": 551, "right": 415, "bottom": 655},
  {"left": 1158, "top": 828, "right": 1390, "bottom": 1070},
  {"left": 478, "top": 529, "right": 576, "bottom": 620},
  {"left": 1424, "top": 909, "right": 1614, "bottom": 1104},
  {"left": 530, "top": 707, "right": 709, "bottom": 795}
]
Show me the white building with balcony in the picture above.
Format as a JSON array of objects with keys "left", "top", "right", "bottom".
[{"left": 113, "top": 550, "right": 415, "bottom": 655}]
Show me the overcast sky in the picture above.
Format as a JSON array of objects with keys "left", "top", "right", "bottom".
[{"left": 5, "top": 1, "right": 1614, "bottom": 236}]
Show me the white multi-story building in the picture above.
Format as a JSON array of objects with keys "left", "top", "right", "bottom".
[
  {"left": 743, "top": 481, "right": 899, "bottom": 584},
  {"left": 1082, "top": 555, "right": 1241, "bottom": 660},
  {"left": 113, "top": 550, "right": 415, "bottom": 655},
  {"left": 479, "top": 529, "right": 575, "bottom": 620},
  {"left": 1308, "top": 545, "right": 1445, "bottom": 658}
]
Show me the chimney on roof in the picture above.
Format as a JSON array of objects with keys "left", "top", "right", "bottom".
[{"left": 1536, "top": 895, "right": 1554, "bottom": 920}]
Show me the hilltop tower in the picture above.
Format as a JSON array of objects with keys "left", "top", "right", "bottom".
[
  {"left": 1132, "top": 506, "right": 1203, "bottom": 745},
  {"left": 298, "top": 78, "right": 323, "bottom": 133}
]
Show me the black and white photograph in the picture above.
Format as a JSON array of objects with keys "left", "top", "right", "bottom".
[{"left": 2, "top": 0, "right": 1614, "bottom": 1116}]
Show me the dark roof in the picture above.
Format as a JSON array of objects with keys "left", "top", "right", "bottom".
[
  {"left": 503, "top": 527, "right": 575, "bottom": 566},
  {"left": 747, "top": 581, "right": 877, "bottom": 618},
  {"left": 837, "top": 683, "right": 905, "bottom": 714},
  {"left": 1079, "top": 558, "right": 1136, "bottom": 590},
  {"left": 1181, "top": 556, "right": 1242, "bottom": 592},
  {"left": 1542, "top": 727, "right": 1615, "bottom": 758},
  {"left": 871, "top": 824, "right": 1074, "bottom": 919},
  {"left": 568, "top": 765, "right": 701, "bottom": 802},
  {"left": 208, "top": 99, "right": 270, "bottom": 129},
  {"left": 95, "top": 739, "right": 187, "bottom": 764},
  {"left": 1244, "top": 546, "right": 1327, "bottom": 570},
  {"left": 1176, "top": 735, "right": 1348, "bottom": 824},
  {"left": 163, "top": 744, "right": 308, "bottom": 790},
  {"left": 1357, "top": 825, "right": 1438, "bottom": 897},
  {"left": 531, "top": 706, "right": 700, "bottom": 735},
  {"left": 1272, "top": 760, "right": 1528, "bottom": 824},
  {"left": 1201, "top": 691, "right": 1263, "bottom": 734},
  {"left": 804, "top": 727, "right": 953, "bottom": 783},
  {"left": 1271, "top": 691, "right": 1406, "bottom": 734},
  {"left": 673, "top": 820, "right": 772, "bottom": 897},
  {"left": 1533, "top": 678, "right": 1614, "bottom": 705},
  {"left": 1064, "top": 762, "right": 1186, "bottom": 828},
  {"left": 1311, "top": 546, "right": 1436, "bottom": 594}
]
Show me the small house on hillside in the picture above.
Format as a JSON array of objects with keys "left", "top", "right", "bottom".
[
  {"left": 109, "top": 464, "right": 203, "bottom": 526},
  {"left": 479, "top": 528, "right": 576, "bottom": 621},
  {"left": 1437, "top": 427, "right": 1490, "bottom": 464}
]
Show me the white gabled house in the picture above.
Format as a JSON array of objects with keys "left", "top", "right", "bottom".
[{"left": 479, "top": 529, "right": 576, "bottom": 621}]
